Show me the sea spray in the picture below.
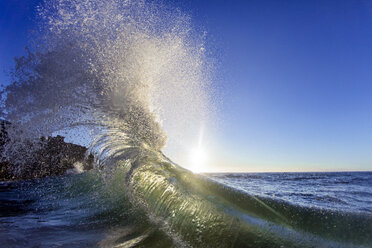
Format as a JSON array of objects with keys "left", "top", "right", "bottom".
[
  {"left": 1, "top": 0, "right": 371, "bottom": 247},
  {"left": 1, "top": 0, "right": 212, "bottom": 161}
]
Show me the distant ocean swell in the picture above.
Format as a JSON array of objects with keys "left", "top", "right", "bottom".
[{"left": 0, "top": 0, "right": 371, "bottom": 247}]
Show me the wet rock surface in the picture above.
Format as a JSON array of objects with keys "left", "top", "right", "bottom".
[{"left": 0, "top": 121, "right": 93, "bottom": 181}]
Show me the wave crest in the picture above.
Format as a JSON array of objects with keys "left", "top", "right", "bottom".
[{"left": 1, "top": 0, "right": 211, "bottom": 154}]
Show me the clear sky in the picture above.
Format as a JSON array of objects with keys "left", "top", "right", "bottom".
[{"left": 1, "top": 0, "right": 372, "bottom": 172}]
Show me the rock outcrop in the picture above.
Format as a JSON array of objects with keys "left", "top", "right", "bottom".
[{"left": 0, "top": 121, "right": 94, "bottom": 181}]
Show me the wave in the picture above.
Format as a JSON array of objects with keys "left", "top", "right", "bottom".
[
  {"left": 91, "top": 138, "right": 372, "bottom": 247},
  {"left": 0, "top": 0, "right": 371, "bottom": 247},
  {"left": 1, "top": 0, "right": 211, "bottom": 160}
]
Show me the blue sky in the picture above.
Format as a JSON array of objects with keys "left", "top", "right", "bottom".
[
  {"left": 1, "top": 0, "right": 372, "bottom": 172},
  {"left": 171, "top": 0, "right": 372, "bottom": 172}
]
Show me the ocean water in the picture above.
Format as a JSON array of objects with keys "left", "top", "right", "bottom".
[
  {"left": 0, "top": 0, "right": 371, "bottom": 247},
  {"left": 207, "top": 172, "right": 372, "bottom": 213},
  {"left": 0, "top": 170, "right": 371, "bottom": 248}
]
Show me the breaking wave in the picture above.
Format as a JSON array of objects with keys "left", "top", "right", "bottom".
[
  {"left": 1, "top": 0, "right": 211, "bottom": 154},
  {"left": 0, "top": 0, "right": 371, "bottom": 247}
]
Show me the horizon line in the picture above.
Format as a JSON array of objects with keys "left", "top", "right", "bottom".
[{"left": 201, "top": 170, "right": 372, "bottom": 174}]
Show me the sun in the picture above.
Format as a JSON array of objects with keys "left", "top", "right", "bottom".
[{"left": 189, "top": 147, "right": 208, "bottom": 173}]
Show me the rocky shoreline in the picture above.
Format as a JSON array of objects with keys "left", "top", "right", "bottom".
[{"left": 0, "top": 121, "right": 94, "bottom": 181}]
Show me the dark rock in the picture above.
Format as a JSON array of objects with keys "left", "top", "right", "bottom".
[
  {"left": 0, "top": 121, "right": 94, "bottom": 181},
  {"left": 0, "top": 120, "right": 11, "bottom": 160}
]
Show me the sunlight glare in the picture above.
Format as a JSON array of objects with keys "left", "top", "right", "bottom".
[{"left": 189, "top": 147, "right": 208, "bottom": 173}]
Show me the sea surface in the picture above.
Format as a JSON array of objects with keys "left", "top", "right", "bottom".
[
  {"left": 207, "top": 172, "right": 372, "bottom": 213},
  {"left": 0, "top": 0, "right": 371, "bottom": 247},
  {"left": 0, "top": 171, "right": 371, "bottom": 248}
]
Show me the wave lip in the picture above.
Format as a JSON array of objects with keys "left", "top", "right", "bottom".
[
  {"left": 1, "top": 0, "right": 212, "bottom": 166},
  {"left": 0, "top": 0, "right": 371, "bottom": 247}
]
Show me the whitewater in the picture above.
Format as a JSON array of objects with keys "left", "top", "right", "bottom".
[{"left": 0, "top": 0, "right": 371, "bottom": 247}]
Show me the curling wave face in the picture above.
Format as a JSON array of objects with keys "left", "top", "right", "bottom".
[
  {"left": 2, "top": 135, "right": 370, "bottom": 247},
  {"left": 0, "top": 0, "right": 371, "bottom": 247},
  {"left": 88, "top": 133, "right": 372, "bottom": 247}
]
